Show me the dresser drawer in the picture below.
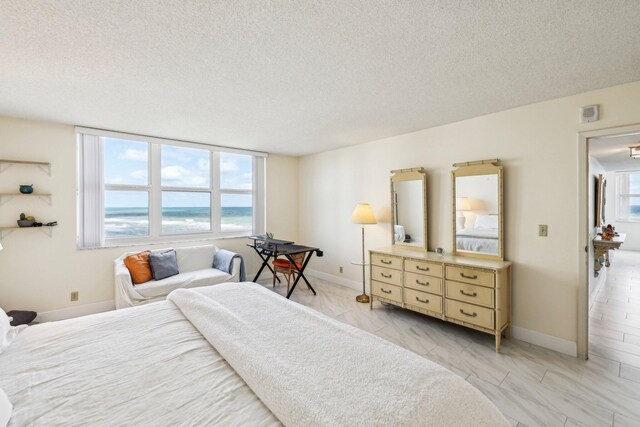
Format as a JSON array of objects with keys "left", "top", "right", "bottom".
[
  {"left": 404, "top": 272, "right": 442, "bottom": 295},
  {"left": 405, "top": 259, "right": 443, "bottom": 278},
  {"left": 445, "top": 266, "right": 495, "bottom": 288},
  {"left": 446, "top": 281, "right": 494, "bottom": 308},
  {"left": 371, "top": 253, "right": 403, "bottom": 270},
  {"left": 445, "top": 299, "right": 494, "bottom": 330},
  {"left": 404, "top": 288, "right": 442, "bottom": 314},
  {"left": 371, "top": 265, "right": 402, "bottom": 286},
  {"left": 371, "top": 281, "right": 403, "bottom": 303}
]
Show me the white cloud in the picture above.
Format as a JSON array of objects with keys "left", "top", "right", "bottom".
[
  {"left": 220, "top": 159, "right": 238, "bottom": 173},
  {"left": 161, "top": 165, "right": 209, "bottom": 187},
  {"left": 120, "top": 149, "right": 147, "bottom": 162},
  {"left": 130, "top": 170, "right": 148, "bottom": 180}
]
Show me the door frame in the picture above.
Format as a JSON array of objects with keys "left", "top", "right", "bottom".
[{"left": 578, "top": 123, "right": 640, "bottom": 359}]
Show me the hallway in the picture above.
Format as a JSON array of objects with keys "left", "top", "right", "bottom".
[{"left": 590, "top": 250, "right": 640, "bottom": 379}]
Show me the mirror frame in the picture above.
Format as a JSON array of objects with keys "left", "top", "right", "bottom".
[
  {"left": 451, "top": 159, "right": 504, "bottom": 260},
  {"left": 390, "top": 167, "right": 428, "bottom": 251}
]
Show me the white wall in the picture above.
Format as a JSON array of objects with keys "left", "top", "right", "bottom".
[
  {"left": 604, "top": 171, "right": 640, "bottom": 250},
  {"left": 299, "top": 81, "right": 640, "bottom": 344},
  {"left": 0, "top": 116, "right": 298, "bottom": 313}
]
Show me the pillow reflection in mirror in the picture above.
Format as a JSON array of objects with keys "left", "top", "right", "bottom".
[
  {"left": 474, "top": 214, "right": 499, "bottom": 230},
  {"left": 394, "top": 225, "right": 406, "bottom": 243}
]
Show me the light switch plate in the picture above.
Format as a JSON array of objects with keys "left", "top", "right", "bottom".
[{"left": 538, "top": 224, "right": 548, "bottom": 237}]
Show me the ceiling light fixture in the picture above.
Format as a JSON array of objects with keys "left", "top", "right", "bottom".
[{"left": 630, "top": 145, "right": 640, "bottom": 159}]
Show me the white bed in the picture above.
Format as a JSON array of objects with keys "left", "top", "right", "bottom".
[
  {"left": 456, "top": 227, "right": 499, "bottom": 253},
  {"left": 0, "top": 283, "right": 508, "bottom": 426}
]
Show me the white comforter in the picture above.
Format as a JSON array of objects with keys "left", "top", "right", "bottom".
[
  {"left": 169, "top": 283, "right": 508, "bottom": 427},
  {"left": 0, "top": 283, "right": 508, "bottom": 426},
  {"left": 0, "top": 297, "right": 279, "bottom": 426}
]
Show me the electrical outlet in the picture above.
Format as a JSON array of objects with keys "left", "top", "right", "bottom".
[
  {"left": 70, "top": 291, "right": 79, "bottom": 302},
  {"left": 538, "top": 224, "right": 548, "bottom": 237},
  {"left": 339, "top": 266, "right": 343, "bottom": 274}
]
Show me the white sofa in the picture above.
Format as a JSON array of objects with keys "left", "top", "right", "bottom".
[{"left": 114, "top": 244, "right": 241, "bottom": 309}]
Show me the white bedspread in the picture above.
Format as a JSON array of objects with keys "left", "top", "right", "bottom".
[
  {"left": 0, "top": 299, "right": 280, "bottom": 426},
  {"left": 169, "top": 283, "right": 509, "bottom": 427}
]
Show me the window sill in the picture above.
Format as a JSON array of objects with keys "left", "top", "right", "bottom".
[{"left": 78, "top": 233, "right": 253, "bottom": 250}]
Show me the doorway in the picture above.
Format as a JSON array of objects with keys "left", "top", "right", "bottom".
[{"left": 579, "top": 124, "right": 640, "bottom": 359}]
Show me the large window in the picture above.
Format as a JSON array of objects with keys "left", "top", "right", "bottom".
[
  {"left": 77, "top": 129, "right": 265, "bottom": 248},
  {"left": 616, "top": 171, "right": 640, "bottom": 222}
]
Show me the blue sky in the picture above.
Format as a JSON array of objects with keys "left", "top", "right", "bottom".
[{"left": 103, "top": 138, "right": 253, "bottom": 208}]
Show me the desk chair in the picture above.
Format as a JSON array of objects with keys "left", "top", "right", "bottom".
[{"left": 272, "top": 252, "right": 305, "bottom": 293}]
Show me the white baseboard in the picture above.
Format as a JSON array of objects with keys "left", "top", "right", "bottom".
[
  {"left": 304, "top": 269, "right": 578, "bottom": 357},
  {"left": 305, "top": 269, "right": 362, "bottom": 291},
  {"left": 511, "top": 326, "right": 577, "bottom": 357},
  {"left": 36, "top": 300, "right": 115, "bottom": 323}
]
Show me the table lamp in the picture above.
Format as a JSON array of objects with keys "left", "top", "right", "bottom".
[
  {"left": 456, "top": 197, "right": 471, "bottom": 229},
  {"left": 351, "top": 203, "right": 377, "bottom": 303}
]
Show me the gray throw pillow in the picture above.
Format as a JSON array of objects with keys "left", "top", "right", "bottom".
[{"left": 148, "top": 250, "right": 179, "bottom": 280}]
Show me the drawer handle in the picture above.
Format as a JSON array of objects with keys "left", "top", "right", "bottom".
[
  {"left": 416, "top": 265, "right": 430, "bottom": 272},
  {"left": 415, "top": 296, "right": 429, "bottom": 304},
  {"left": 459, "top": 289, "right": 477, "bottom": 297},
  {"left": 380, "top": 259, "right": 392, "bottom": 265},
  {"left": 416, "top": 279, "right": 430, "bottom": 286},
  {"left": 381, "top": 273, "right": 392, "bottom": 278},
  {"left": 460, "top": 273, "right": 478, "bottom": 280},
  {"left": 459, "top": 308, "right": 477, "bottom": 317},
  {"left": 381, "top": 288, "right": 392, "bottom": 294}
]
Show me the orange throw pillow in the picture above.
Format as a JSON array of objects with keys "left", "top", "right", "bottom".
[{"left": 124, "top": 251, "right": 153, "bottom": 285}]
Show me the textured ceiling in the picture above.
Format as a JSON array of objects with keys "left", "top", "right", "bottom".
[
  {"left": 1, "top": 1, "right": 640, "bottom": 156},
  {"left": 590, "top": 133, "right": 640, "bottom": 172}
]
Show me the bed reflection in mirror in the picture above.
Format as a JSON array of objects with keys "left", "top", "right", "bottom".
[
  {"left": 455, "top": 173, "right": 500, "bottom": 256},
  {"left": 391, "top": 167, "right": 427, "bottom": 250},
  {"left": 394, "top": 180, "right": 424, "bottom": 247}
]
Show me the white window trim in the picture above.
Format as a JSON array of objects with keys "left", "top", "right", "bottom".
[
  {"left": 77, "top": 127, "right": 267, "bottom": 248},
  {"left": 616, "top": 171, "right": 640, "bottom": 223}
]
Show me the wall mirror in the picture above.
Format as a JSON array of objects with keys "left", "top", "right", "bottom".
[
  {"left": 452, "top": 159, "right": 504, "bottom": 260},
  {"left": 391, "top": 167, "right": 427, "bottom": 250}
]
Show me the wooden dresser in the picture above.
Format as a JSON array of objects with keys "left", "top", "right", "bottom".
[{"left": 369, "top": 246, "right": 512, "bottom": 351}]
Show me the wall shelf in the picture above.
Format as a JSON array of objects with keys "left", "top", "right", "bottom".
[
  {"left": 0, "top": 159, "right": 51, "bottom": 175},
  {"left": 0, "top": 193, "right": 52, "bottom": 206},
  {"left": 0, "top": 225, "right": 57, "bottom": 240}
]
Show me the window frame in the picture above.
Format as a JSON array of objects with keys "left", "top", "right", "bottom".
[
  {"left": 616, "top": 171, "right": 640, "bottom": 223},
  {"left": 77, "top": 127, "right": 266, "bottom": 248}
]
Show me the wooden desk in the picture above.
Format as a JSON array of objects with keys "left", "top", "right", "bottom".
[{"left": 593, "top": 233, "right": 626, "bottom": 277}]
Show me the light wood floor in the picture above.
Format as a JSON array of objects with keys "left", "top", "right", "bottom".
[{"left": 260, "top": 253, "right": 640, "bottom": 427}]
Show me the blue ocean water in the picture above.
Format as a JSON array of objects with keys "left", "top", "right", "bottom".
[{"left": 105, "top": 207, "right": 252, "bottom": 237}]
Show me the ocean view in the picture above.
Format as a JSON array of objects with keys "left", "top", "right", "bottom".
[{"left": 105, "top": 207, "right": 252, "bottom": 237}]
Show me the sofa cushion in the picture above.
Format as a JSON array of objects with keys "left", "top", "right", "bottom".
[
  {"left": 175, "top": 245, "right": 217, "bottom": 273},
  {"left": 134, "top": 269, "right": 232, "bottom": 299},
  {"left": 149, "top": 250, "right": 179, "bottom": 281},
  {"left": 123, "top": 251, "right": 153, "bottom": 284}
]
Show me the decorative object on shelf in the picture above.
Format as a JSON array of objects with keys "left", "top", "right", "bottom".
[
  {"left": 17, "top": 213, "right": 37, "bottom": 227},
  {"left": 593, "top": 232, "right": 626, "bottom": 276},
  {"left": 597, "top": 224, "right": 617, "bottom": 241},
  {"left": 19, "top": 184, "right": 34, "bottom": 194},
  {"left": 351, "top": 203, "right": 377, "bottom": 303},
  {"left": 265, "top": 231, "right": 274, "bottom": 239}
]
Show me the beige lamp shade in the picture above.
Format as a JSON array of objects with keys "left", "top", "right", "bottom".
[
  {"left": 351, "top": 203, "right": 377, "bottom": 224},
  {"left": 456, "top": 197, "right": 471, "bottom": 211}
]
